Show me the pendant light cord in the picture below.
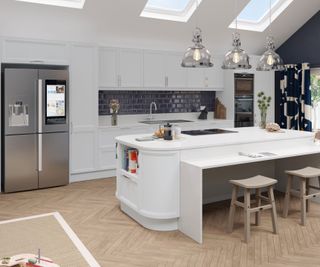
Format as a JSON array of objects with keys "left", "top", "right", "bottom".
[
  {"left": 235, "top": 0, "right": 238, "bottom": 32},
  {"left": 269, "top": 0, "right": 272, "bottom": 35},
  {"left": 196, "top": 0, "right": 199, "bottom": 29}
]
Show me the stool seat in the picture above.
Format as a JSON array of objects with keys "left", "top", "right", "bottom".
[
  {"left": 230, "top": 175, "right": 277, "bottom": 189},
  {"left": 285, "top": 167, "right": 320, "bottom": 178}
]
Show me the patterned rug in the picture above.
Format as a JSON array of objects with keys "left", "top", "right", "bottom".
[{"left": 0, "top": 212, "right": 100, "bottom": 267}]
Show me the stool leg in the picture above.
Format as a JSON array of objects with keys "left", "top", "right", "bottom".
[
  {"left": 306, "top": 179, "right": 310, "bottom": 213},
  {"left": 227, "top": 185, "right": 238, "bottom": 233},
  {"left": 244, "top": 188, "right": 251, "bottom": 243},
  {"left": 283, "top": 174, "right": 292, "bottom": 218},
  {"left": 300, "top": 178, "right": 307, "bottom": 226},
  {"left": 255, "top": 188, "right": 261, "bottom": 226},
  {"left": 268, "top": 186, "right": 278, "bottom": 234}
]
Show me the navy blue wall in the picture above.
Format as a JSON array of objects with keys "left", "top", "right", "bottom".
[{"left": 277, "top": 11, "right": 320, "bottom": 66}]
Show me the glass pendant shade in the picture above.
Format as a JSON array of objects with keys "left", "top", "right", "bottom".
[
  {"left": 181, "top": 27, "right": 213, "bottom": 68},
  {"left": 256, "top": 36, "right": 284, "bottom": 71},
  {"left": 222, "top": 32, "right": 251, "bottom": 70}
]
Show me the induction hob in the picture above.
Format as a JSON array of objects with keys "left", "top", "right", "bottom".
[{"left": 181, "top": 128, "right": 237, "bottom": 136}]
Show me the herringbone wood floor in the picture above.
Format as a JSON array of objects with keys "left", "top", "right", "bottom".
[{"left": 1, "top": 178, "right": 320, "bottom": 267}]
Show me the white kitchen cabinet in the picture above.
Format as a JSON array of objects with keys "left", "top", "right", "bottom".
[
  {"left": 143, "top": 51, "right": 187, "bottom": 89},
  {"left": 2, "top": 38, "right": 68, "bottom": 65},
  {"left": 143, "top": 50, "right": 166, "bottom": 88},
  {"left": 70, "top": 44, "right": 98, "bottom": 174},
  {"left": 205, "top": 56, "right": 224, "bottom": 90},
  {"left": 98, "top": 46, "right": 224, "bottom": 91},
  {"left": 99, "top": 47, "right": 118, "bottom": 88},
  {"left": 187, "top": 68, "right": 205, "bottom": 89},
  {"left": 118, "top": 48, "right": 143, "bottom": 88},
  {"left": 98, "top": 125, "right": 153, "bottom": 171},
  {"left": 187, "top": 60, "right": 224, "bottom": 90},
  {"left": 166, "top": 53, "right": 187, "bottom": 88}
]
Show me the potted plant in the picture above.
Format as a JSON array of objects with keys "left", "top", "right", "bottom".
[
  {"left": 257, "top": 91, "right": 271, "bottom": 129},
  {"left": 109, "top": 99, "right": 120, "bottom": 126}
]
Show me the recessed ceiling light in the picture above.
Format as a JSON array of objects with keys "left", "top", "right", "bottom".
[
  {"left": 140, "top": 0, "right": 202, "bottom": 23},
  {"left": 229, "top": 0, "right": 293, "bottom": 32},
  {"left": 16, "top": 0, "right": 86, "bottom": 9}
]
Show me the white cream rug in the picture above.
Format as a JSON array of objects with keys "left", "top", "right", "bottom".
[{"left": 0, "top": 212, "right": 100, "bottom": 267}]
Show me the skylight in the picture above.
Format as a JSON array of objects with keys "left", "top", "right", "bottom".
[
  {"left": 229, "top": 0, "right": 293, "bottom": 32},
  {"left": 140, "top": 0, "right": 202, "bottom": 23},
  {"left": 16, "top": 0, "right": 86, "bottom": 9}
]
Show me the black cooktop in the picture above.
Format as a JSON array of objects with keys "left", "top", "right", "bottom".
[{"left": 181, "top": 128, "right": 238, "bottom": 136}]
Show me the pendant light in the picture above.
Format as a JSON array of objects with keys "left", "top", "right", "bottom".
[
  {"left": 257, "top": 0, "right": 284, "bottom": 71},
  {"left": 181, "top": 0, "right": 213, "bottom": 68},
  {"left": 222, "top": 0, "right": 251, "bottom": 70}
]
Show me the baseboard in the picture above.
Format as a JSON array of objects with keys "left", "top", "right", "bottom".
[{"left": 70, "top": 169, "right": 115, "bottom": 183}]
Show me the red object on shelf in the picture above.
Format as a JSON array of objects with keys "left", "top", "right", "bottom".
[{"left": 128, "top": 150, "right": 138, "bottom": 173}]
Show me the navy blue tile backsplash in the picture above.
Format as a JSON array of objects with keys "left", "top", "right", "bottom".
[{"left": 99, "top": 90, "right": 216, "bottom": 115}]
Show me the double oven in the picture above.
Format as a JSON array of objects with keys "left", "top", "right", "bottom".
[{"left": 234, "top": 73, "right": 254, "bottom": 128}]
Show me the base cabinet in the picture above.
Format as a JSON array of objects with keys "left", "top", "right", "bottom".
[
  {"left": 116, "top": 143, "right": 180, "bottom": 230},
  {"left": 139, "top": 150, "right": 180, "bottom": 219}
]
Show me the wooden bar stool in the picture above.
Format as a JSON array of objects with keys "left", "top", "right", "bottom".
[
  {"left": 283, "top": 167, "right": 320, "bottom": 226},
  {"left": 227, "top": 175, "right": 278, "bottom": 243}
]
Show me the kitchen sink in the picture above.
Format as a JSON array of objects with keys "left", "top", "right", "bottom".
[{"left": 139, "top": 119, "right": 193, "bottom": 124}]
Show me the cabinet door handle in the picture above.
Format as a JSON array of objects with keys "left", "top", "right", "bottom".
[
  {"left": 115, "top": 143, "right": 118, "bottom": 159},
  {"left": 38, "top": 134, "right": 43, "bottom": 172},
  {"left": 38, "top": 79, "right": 43, "bottom": 133}
]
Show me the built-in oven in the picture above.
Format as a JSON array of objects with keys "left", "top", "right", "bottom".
[{"left": 234, "top": 73, "right": 254, "bottom": 128}]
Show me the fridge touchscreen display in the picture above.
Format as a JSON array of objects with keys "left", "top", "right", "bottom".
[{"left": 46, "top": 82, "right": 66, "bottom": 118}]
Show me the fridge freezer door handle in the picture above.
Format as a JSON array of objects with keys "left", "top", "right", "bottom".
[
  {"left": 38, "top": 134, "right": 43, "bottom": 172},
  {"left": 38, "top": 79, "right": 43, "bottom": 133},
  {"left": 38, "top": 79, "right": 43, "bottom": 172}
]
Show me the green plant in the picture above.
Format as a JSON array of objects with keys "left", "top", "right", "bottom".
[{"left": 257, "top": 91, "right": 271, "bottom": 112}]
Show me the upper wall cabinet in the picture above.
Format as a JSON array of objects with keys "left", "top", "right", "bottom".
[
  {"left": 205, "top": 56, "right": 224, "bottom": 89},
  {"left": 143, "top": 51, "right": 186, "bottom": 88},
  {"left": 165, "top": 52, "right": 187, "bottom": 88},
  {"left": 118, "top": 49, "right": 143, "bottom": 88},
  {"left": 2, "top": 38, "right": 68, "bottom": 65},
  {"left": 99, "top": 48, "right": 143, "bottom": 89},
  {"left": 187, "top": 56, "right": 224, "bottom": 90},
  {"left": 98, "top": 46, "right": 224, "bottom": 91},
  {"left": 143, "top": 50, "right": 166, "bottom": 88}
]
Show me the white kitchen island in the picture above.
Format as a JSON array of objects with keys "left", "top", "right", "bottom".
[{"left": 115, "top": 127, "right": 320, "bottom": 242}]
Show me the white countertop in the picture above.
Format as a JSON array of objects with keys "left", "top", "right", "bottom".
[
  {"left": 115, "top": 127, "right": 315, "bottom": 151},
  {"left": 99, "top": 112, "right": 233, "bottom": 129}
]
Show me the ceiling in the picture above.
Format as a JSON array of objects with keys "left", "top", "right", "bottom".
[{"left": 0, "top": 0, "right": 319, "bottom": 55}]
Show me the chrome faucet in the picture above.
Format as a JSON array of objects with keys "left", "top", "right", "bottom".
[{"left": 149, "top": 101, "right": 157, "bottom": 120}]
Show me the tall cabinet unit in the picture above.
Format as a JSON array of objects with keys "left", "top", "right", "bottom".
[
  {"left": 69, "top": 44, "right": 98, "bottom": 177},
  {"left": 99, "top": 47, "right": 118, "bottom": 88}
]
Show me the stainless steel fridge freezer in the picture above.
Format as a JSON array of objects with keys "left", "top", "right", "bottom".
[{"left": 1, "top": 65, "right": 69, "bottom": 193}]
